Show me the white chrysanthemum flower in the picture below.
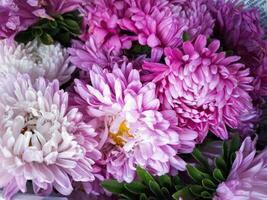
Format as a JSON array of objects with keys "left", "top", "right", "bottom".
[
  {"left": 0, "top": 39, "right": 75, "bottom": 85},
  {"left": 0, "top": 73, "right": 101, "bottom": 200}
]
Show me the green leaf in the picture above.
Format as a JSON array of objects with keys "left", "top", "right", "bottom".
[
  {"left": 222, "top": 141, "right": 229, "bottom": 161},
  {"left": 15, "top": 30, "right": 35, "bottom": 44},
  {"left": 186, "top": 165, "right": 210, "bottom": 183},
  {"left": 202, "top": 179, "right": 216, "bottom": 190},
  {"left": 215, "top": 157, "right": 227, "bottom": 172},
  {"left": 213, "top": 168, "right": 225, "bottom": 182},
  {"left": 173, "top": 176, "right": 183, "bottom": 186},
  {"left": 55, "top": 32, "right": 71, "bottom": 45},
  {"left": 136, "top": 167, "right": 156, "bottom": 186},
  {"left": 119, "top": 194, "right": 131, "bottom": 200},
  {"left": 192, "top": 148, "right": 210, "bottom": 172},
  {"left": 149, "top": 180, "right": 164, "bottom": 198},
  {"left": 226, "top": 50, "right": 234, "bottom": 56},
  {"left": 140, "top": 193, "right": 148, "bottom": 200},
  {"left": 40, "top": 33, "right": 54, "bottom": 45},
  {"left": 101, "top": 180, "right": 126, "bottom": 194},
  {"left": 189, "top": 185, "right": 204, "bottom": 197},
  {"left": 158, "top": 175, "right": 172, "bottom": 189},
  {"left": 161, "top": 187, "right": 171, "bottom": 199},
  {"left": 229, "top": 135, "right": 240, "bottom": 157},
  {"left": 182, "top": 32, "right": 190, "bottom": 41},
  {"left": 62, "top": 19, "right": 80, "bottom": 34},
  {"left": 31, "top": 28, "right": 43, "bottom": 37},
  {"left": 172, "top": 186, "right": 193, "bottom": 200},
  {"left": 124, "top": 182, "right": 146, "bottom": 194},
  {"left": 201, "top": 191, "right": 212, "bottom": 199},
  {"left": 48, "top": 20, "right": 58, "bottom": 29}
]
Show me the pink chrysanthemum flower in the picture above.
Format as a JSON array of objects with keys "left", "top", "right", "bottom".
[
  {"left": 68, "top": 38, "right": 126, "bottom": 71},
  {"left": 73, "top": 62, "right": 197, "bottom": 183},
  {"left": 209, "top": 0, "right": 267, "bottom": 101},
  {"left": 171, "top": 0, "right": 214, "bottom": 41},
  {"left": 0, "top": 0, "right": 82, "bottom": 38},
  {"left": 80, "top": 0, "right": 135, "bottom": 53},
  {"left": 143, "top": 35, "right": 254, "bottom": 142},
  {"left": 0, "top": 1, "right": 38, "bottom": 38},
  {"left": 119, "top": 0, "right": 187, "bottom": 60},
  {"left": 214, "top": 137, "right": 267, "bottom": 200},
  {"left": 0, "top": 73, "right": 101, "bottom": 200}
]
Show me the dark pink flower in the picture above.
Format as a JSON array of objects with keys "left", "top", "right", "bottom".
[{"left": 143, "top": 35, "right": 254, "bottom": 142}]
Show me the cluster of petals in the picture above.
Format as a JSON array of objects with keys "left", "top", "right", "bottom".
[
  {"left": 0, "top": 73, "right": 101, "bottom": 200},
  {"left": 209, "top": 0, "right": 267, "bottom": 102},
  {"left": 0, "top": 0, "right": 83, "bottom": 38},
  {"left": 143, "top": 35, "right": 254, "bottom": 142},
  {"left": 73, "top": 62, "right": 197, "bottom": 182},
  {"left": 80, "top": 0, "right": 215, "bottom": 61},
  {"left": 0, "top": 39, "right": 75, "bottom": 85},
  {"left": 68, "top": 38, "right": 126, "bottom": 71},
  {"left": 214, "top": 136, "right": 267, "bottom": 200}
]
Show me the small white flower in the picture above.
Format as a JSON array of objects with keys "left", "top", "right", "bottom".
[{"left": 0, "top": 39, "right": 75, "bottom": 84}]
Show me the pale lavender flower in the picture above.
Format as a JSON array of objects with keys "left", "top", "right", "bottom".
[
  {"left": 0, "top": 73, "right": 101, "bottom": 200},
  {"left": 0, "top": 39, "right": 75, "bottom": 85},
  {"left": 68, "top": 38, "right": 126, "bottom": 71},
  {"left": 214, "top": 137, "right": 267, "bottom": 200},
  {"left": 209, "top": 0, "right": 267, "bottom": 102},
  {"left": 0, "top": 0, "right": 83, "bottom": 38}
]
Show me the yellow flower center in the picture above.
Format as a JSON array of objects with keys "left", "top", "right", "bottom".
[{"left": 109, "top": 121, "right": 133, "bottom": 146}]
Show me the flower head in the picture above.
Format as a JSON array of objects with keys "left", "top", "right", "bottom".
[
  {"left": 0, "top": 0, "right": 82, "bottom": 38},
  {"left": 68, "top": 38, "right": 126, "bottom": 72},
  {"left": 73, "top": 62, "right": 197, "bottom": 182},
  {"left": 0, "top": 73, "right": 101, "bottom": 200},
  {"left": 143, "top": 35, "right": 254, "bottom": 142},
  {"left": 119, "top": 0, "right": 187, "bottom": 60},
  {"left": 209, "top": 0, "right": 267, "bottom": 102},
  {"left": 171, "top": 0, "right": 214, "bottom": 41},
  {"left": 80, "top": 0, "right": 135, "bottom": 53},
  {"left": 214, "top": 137, "right": 267, "bottom": 200},
  {"left": 0, "top": 39, "right": 75, "bottom": 85}
]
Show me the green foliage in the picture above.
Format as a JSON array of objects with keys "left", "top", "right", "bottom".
[
  {"left": 182, "top": 32, "right": 190, "bottom": 42},
  {"left": 102, "top": 135, "right": 241, "bottom": 200},
  {"left": 15, "top": 10, "right": 82, "bottom": 46},
  {"left": 123, "top": 42, "right": 152, "bottom": 59}
]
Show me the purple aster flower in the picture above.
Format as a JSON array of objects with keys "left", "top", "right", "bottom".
[
  {"left": 68, "top": 38, "right": 126, "bottom": 71},
  {"left": 214, "top": 136, "right": 267, "bottom": 200},
  {"left": 143, "top": 35, "right": 254, "bottom": 142},
  {"left": 209, "top": 0, "right": 267, "bottom": 102},
  {"left": 171, "top": 0, "right": 214, "bottom": 41},
  {"left": 73, "top": 62, "right": 197, "bottom": 183},
  {"left": 0, "top": 0, "right": 83, "bottom": 39},
  {"left": 0, "top": 73, "right": 101, "bottom": 200}
]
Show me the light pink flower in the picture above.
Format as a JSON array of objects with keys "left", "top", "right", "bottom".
[
  {"left": 73, "top": 62, "right": 197, "bottom": 183},
  {"left": 0, "top": 73, "right": 101, "bottom": 200},
  {"left": 68, "top": 38, "right": 126, "bottom": 71},
  {"left": 143, "top": 35, "right": 254, "bottom": 142},
  {"left": 214, "top": 137, "right": 267, "bottom": 200}
]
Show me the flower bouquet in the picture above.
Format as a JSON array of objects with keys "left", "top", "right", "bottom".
[{"left": 0, "top": 0, "right": 267, "bottom": 199}]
